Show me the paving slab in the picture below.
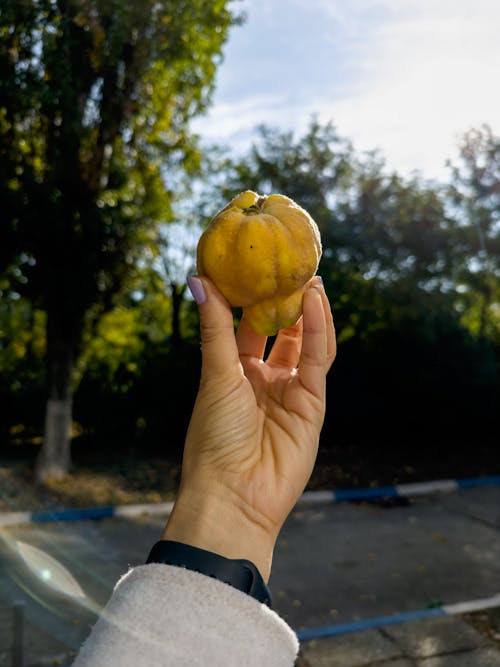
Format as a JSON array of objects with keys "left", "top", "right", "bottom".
[
  {"left": 383, "top": 615, "right": 490, "bottom": 658},
  {"left": 368, "top": 660, "right": 415, "bottom": 667},
  {"left": 438, "top": 486, "right": 500, "bottom": 529},
  {"left": 0, "top": 603, "right": 74, "bottom": 667},
  {"left": 301, "top": 629, "right": 403, "bottom": 666},
  {"left": 270, "top": 493, "right": 500, "bottom": 630},
  {"left": 417, "top": 647, "right": 500, "bottom": 666}
]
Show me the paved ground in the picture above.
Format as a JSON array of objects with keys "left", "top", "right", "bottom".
[
  {"left": 0, "top": 485, "right": 499, "bottom": 666},
  {"left": 300, "top": 616, "right": 500, "bottom": 666}
]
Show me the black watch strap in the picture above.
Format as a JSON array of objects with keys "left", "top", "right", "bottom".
[{"left": 145, "top": 540, "right": 272, "bottom": 607}]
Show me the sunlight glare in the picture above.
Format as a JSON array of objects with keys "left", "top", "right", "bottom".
[{"left": 16, "top": 541, "right": 87, "bottom": 599}]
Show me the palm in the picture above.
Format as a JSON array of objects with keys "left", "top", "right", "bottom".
[
  {"left": 183, "top": 286, "right": 334, "bottom": 532},
  {"left": 242, "top": 362, "right": 324, "bottom": 525}
]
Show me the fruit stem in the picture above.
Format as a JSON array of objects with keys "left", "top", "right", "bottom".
[{"left": 242, "top": 195, "right": 267, "bottom": 215}]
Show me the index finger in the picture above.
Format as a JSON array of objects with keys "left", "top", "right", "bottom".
[{"left": 189, "top": 276, "right": 241, "bottom": 378}]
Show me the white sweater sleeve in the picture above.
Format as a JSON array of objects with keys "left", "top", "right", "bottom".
[{"left": 72, "top": 564, "right": 299, "bottom": 667}]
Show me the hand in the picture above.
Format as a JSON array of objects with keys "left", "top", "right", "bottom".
[{"left": 162, "top": 276, "right": 336, "bottom": 581}]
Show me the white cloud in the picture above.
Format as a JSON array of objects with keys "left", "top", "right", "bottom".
[
  {"left": 328, "top": 4, "right": 500, "bottom": 178},
  {"left": 193, "top": 94, "right": 286, "bottom": 143},
  {"left": 194, "top": 0, "right": 500, "bottom": 179}
]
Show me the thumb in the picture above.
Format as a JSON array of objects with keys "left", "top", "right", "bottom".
[{"left": 187, "top": 275, "right": 240, "bottom": 376}]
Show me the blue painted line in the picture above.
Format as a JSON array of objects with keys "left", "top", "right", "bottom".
[
  {"left": 332, "top": 476, "right": 500, "bottom": 504},
  {"left": 457, "top": 475, "right": 500, "bottom": 489},
  {"left": 297, "top": 607, "right": 444, "bottom": 642},
  {"left": 334, "top": 486, "right": 398, "bottom": 502},
  {"left": 30, "top": 506, "right": 115, "bottom": 522}
]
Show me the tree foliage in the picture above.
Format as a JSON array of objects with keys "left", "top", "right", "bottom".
[
  {"left": 213, "top": 120, "right": 498, "bottom": 452},
  {"left": 221, "top": 122, "right": 468, "bottom": 337},
  {"left": 0, "top": 0, "right": 240, "bottom": 479},
  {"left": 447, "top": 125, "right": 500, "bottom": 339}
]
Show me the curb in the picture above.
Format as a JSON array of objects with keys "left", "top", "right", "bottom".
[
  {"left": 299, "top": 475, "right": 500, "bottom": 505},
  {"left": 297, "top": 593, "right": 500, "bottom": 641},
  {"left": 1, "top": 475, "right": 499, "bottom": 527},
  {"left": 0, "top": 501, "right": 175, "bottom": 527}
]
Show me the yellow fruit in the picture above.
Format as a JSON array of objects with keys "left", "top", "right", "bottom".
[{"left": 196, "top": 190, "right": 322, "bottom": 335}]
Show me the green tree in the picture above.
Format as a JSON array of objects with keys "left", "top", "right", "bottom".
[
  {"left": 334, "top": 154, "right": 460, "bottom": 340},
  {"left": 0, "top": 0, "right": 240, "bottom": 481},
  {"left": 447, "top": 125, "right": 500, "bottom": 339},
  {"left": 218, "top": 121, "right": 500, "bottom": 446},
  {"left": 221, "top": 121, "right": 459, "bottom": 338},
  {"left": 220, "top": 119, "right": 353, "bottom": 230}
]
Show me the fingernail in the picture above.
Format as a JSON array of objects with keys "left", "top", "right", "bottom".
[
  {"left": 187, "top": 276, "right": 206, "bottom": 304},
  {"left": 310, "top": 275, "right": 323, "bottom": 292}
]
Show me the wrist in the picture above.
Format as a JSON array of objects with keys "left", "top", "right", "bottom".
[
  {"left": 146, "top": 540, "right": 272, "bottom": 606},
  {"left": 161, "top": 484, "right": 276, "bottom": 582}
]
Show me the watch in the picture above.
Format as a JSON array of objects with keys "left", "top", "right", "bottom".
[{"left": 145, "top": 540, "right": 272, "bottom": 607}]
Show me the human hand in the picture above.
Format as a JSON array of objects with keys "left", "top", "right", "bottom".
[{"left": 162, "top": 276, "right": 336, "bottom": 581}]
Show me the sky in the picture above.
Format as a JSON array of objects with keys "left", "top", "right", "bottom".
[{"left": 192, "top": 0, "right": 500, "bottom": 181}]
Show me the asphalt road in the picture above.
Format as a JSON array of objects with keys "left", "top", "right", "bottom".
[{"left": 1, "top": 485, "right": 499, "bottom": 665}]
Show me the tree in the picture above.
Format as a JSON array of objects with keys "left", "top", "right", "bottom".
[
  {"left": 221, "top": 120, "right": 459, "bottom": 337},
  {"left": 0, "top": 0, "right": 240, "bottom": 481},
  {"left": 217, "top": 119, "right": 499, "bottom": 451},
  {"left": 447, "top": 125, "right": 500, "bottom": 339},
  {"left": 220, "top": 119, "right": 353, "bottom": 230},
  {"left": 334, "top": 154, "right": 461, "bottom": 338}
]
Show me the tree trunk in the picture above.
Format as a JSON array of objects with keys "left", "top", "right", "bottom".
[{"left": 35, "top": 319, "right": 76, "bottom": 484}]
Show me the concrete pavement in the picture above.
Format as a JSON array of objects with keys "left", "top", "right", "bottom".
[
  {"left": 0, "top": 484, "right": 499, "bottom": 666},
  {"left": 300, "top": 616, "right": 500, "bottom": 666},
  {"left": 271, "top": 484, "right": 500, "bottom": 630}
]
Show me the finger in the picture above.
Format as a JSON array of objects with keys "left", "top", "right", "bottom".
[
  {"left": 297, "top": 284, "right": 327, "bottom": 398},
  {"left": 187, "top": 275, "right": 240, "bottom": 376},
  {"left": 266, "top": 317, "right": 303, "bottom": 369},
  {"left": 236, "top": 315, "right": 268, "bottom": 361},
  {"left": 316, "top": 281, "right": 336, "bottom": 370}
]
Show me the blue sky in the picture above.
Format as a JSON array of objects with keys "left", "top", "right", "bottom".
[{"left": 192, "top": 0, "right": 500, "bottom": 180}]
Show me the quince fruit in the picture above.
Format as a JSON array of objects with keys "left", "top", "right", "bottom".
[{"left": 196, "top": 190, "right": 322, "bottom": 335}]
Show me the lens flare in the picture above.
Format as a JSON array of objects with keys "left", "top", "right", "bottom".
[{"left": 15, "top": 541, "right": 86, "bottom": 599}]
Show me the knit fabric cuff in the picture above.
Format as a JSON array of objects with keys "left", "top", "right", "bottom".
[{"left": 72, "top": 564, "right": 298, "bottom": 667}]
